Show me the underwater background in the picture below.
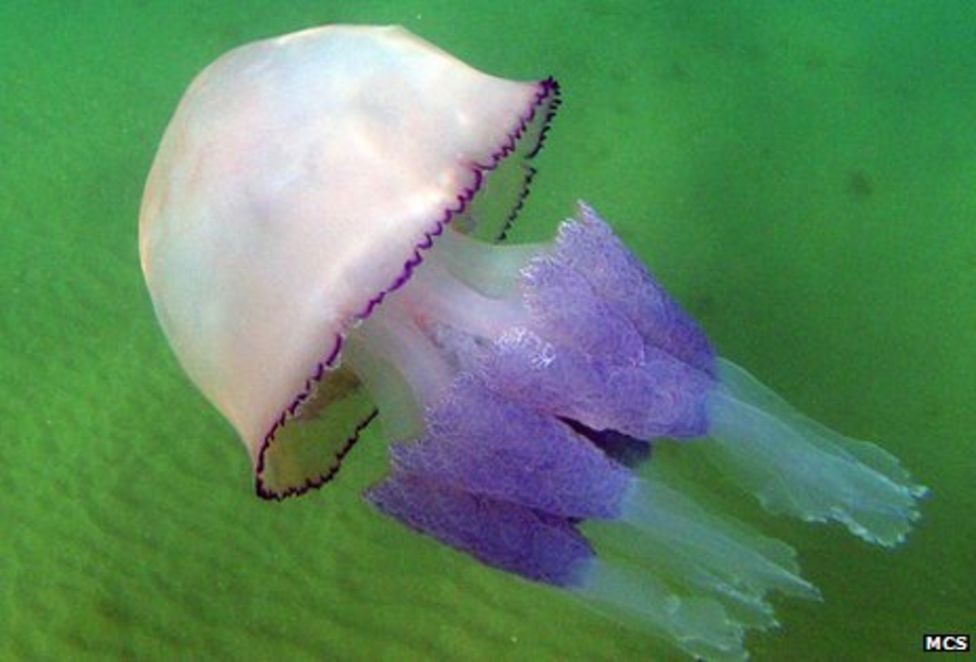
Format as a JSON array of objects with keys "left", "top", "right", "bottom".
[{"left": 1, "top": 1, "right": 973, "bottom": 660}]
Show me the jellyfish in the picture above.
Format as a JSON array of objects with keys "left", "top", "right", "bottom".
[{"left": 139, "top": 25, "right": 927, "bottom": 660}]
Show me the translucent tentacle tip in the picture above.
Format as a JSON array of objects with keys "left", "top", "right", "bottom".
[{"left": 705, "top": 358, "right": 929, "bottom": 547}]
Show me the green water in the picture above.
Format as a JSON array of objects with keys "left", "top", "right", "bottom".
[{"left": 2, "top": 2, "right": 973, "bottom": 660}]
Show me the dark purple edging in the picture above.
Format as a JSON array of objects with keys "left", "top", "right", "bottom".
[
  {"left": 255, "top": 77, "right": 562, "bottom": 500},
  {"left": 497, "top": 89, "right": 562, "bottom": 242}
]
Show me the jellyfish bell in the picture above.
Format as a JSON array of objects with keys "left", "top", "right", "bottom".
[
  {"left": 139, "top": 25, "right": 559, "bottom": 497},
  {"left": 139, "top": 25, "right": 927, "bottom": 661}
]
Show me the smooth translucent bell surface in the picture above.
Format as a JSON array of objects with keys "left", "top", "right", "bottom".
[{"left": 139, "top": 25, "right": 556, "bottom": 494}]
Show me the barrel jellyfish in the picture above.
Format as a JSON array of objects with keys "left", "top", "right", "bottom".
[{"left": 139, "top": 25, "right": 927, "bottom": 660}]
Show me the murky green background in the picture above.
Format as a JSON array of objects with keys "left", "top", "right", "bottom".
[{"left": 2, "top": 2, "right": 972, "bottom": 660}]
